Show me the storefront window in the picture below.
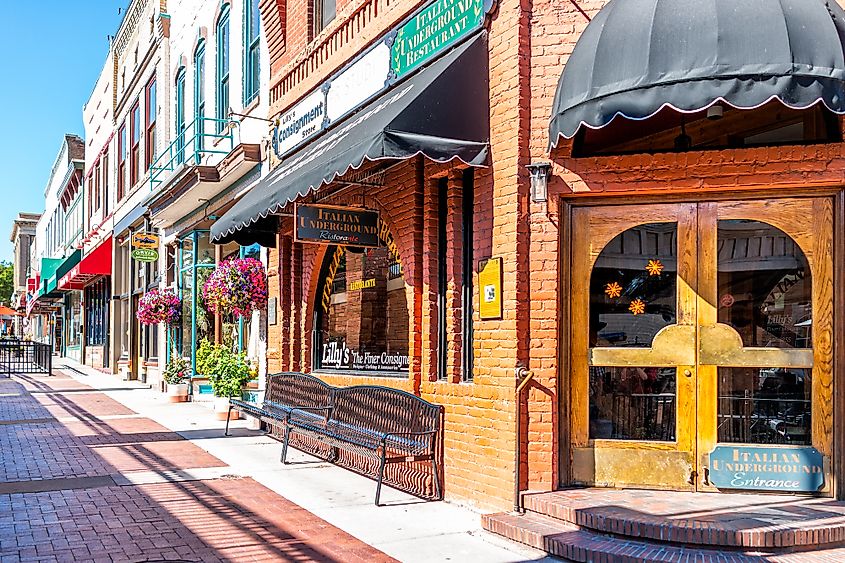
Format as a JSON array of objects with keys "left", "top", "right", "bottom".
[
  {"left": 717, "top": 220, "right": 812, "bottom": 445},
  {"left": 176, "top": 231, "right": 217, "bottom": 376},
  {"left": 316, "top": 243, "right": 409, "bottom": 375},
  {"left": 84, "top": 278, "right": 110, "bottom": 346},
  {"left": 64, "top": 291, "right": 83, "bottom": 350}
]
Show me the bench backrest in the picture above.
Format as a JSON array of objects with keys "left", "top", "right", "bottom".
[
  {"left": 265, "top": 372, "right": 333, "bottom": 408},
  {"left": 330, "top": 386, "right": 440, "bottom": 435}
]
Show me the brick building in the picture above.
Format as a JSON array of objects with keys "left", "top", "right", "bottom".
[{"left": 206, "top": 0, "right": 845, "bottom": 520}]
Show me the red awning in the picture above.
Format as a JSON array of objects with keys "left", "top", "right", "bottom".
[{"left": 58, "top": 237, "right": 112, "bottom": 290}]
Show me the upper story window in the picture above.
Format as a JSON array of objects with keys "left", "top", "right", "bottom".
[
  {"left": 313, "top": 0, "right": 336, "bottom": 38},
  {"left": 216, "top": 5, "right": 231, "bottom": 133},
  {"left": 175, "top": 67, "right": 187, "bottom": 164},
  {"left": 243, "top": 0, "right": 260, "bottom": 105},
  {"left": 130, "top": 100, "right": 141, "bottom": 187},
  {"left": 195, "top": 40, "right": 206, "bottom": 150},
  {"left": 145, "top": 78, "right": 157, "bottom": 171},
  {"left": 102, "top": 151, "right": 109, "bottom": 216},
  {"left": 117, "top": 123, "right": 127, "bottom": 201}
]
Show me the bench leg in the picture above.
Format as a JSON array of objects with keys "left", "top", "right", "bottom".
[
  {"left": 375, "top": 448, "right": 387, "bottom": 506},
  {"left": 280, "top": 424, "right": 291, "bottom": 464},
  {"left": 431, "top": 454, "right": 443, "bottom": 501},
  {"left": 224, "top": 405, "right": 233, "bottom": 437}
]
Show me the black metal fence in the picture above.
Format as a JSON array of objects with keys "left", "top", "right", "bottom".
[{"left": 0, "top": 340, "right": 52, "bottom": 376}]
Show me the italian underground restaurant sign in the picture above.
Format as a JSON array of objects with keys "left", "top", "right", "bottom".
[
  {"left": 709, "top": 445, "right": 824, "bottom": 492},
  {"left": 295, "top": 204, "right": 381, "bottom": 247}
]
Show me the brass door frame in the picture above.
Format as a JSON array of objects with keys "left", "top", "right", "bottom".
[{"left": 562, "top": 196, "right": 836, "bottom": 494}]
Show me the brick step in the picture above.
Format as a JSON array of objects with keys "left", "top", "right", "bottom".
[
  {"left": 523, "top": 490, "right": 845, "bottom": 549},
  {"left": 481, "top": 511, "right": 845, "bottom": 563}
]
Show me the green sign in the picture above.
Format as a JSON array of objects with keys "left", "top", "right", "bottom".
[
  {"left": 391, "top": 0, "right": 485, "bottom": 78},
  {"left": 709, "top": 445, "right": 824, "bottom": 492},
  {"left": 131, "top": 248, "right": 159, "bottom": 263}
]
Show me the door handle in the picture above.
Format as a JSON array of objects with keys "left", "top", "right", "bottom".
[{"left": 683, "top": 369, "right": 692, "bottom": 377}]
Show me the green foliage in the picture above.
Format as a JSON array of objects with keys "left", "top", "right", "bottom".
[
  {"left": 163, "top": 353, "right": 190, "bottom": 385},
  {"left": 196, "top": 338, "right": 251, "bottom": 397},
  {"left": 0, "top": 261, "right": 13, "bottom": 306}
]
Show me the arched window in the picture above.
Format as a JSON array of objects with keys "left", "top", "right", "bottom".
[
  {"left": 314, "top": 225, "right": 409, "bottom": 375},
  {"left": 243, "top": 0, "right": 260, "bottom": 105},
  {"left": 216, "top": 4, "right": 231, "bottom": 133},
  {"left": 194, "top": 40, "right": 206, "bottom": 153},
  {"left": 175, "top": 67, "right": 186, "bottom": 164}
]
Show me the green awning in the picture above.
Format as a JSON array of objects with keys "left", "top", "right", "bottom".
[
  {"left": 43, "top": 251, "right": 81, "bottom": 296},
  {"left": 40, "top": 257, "right": 62, "bottom": 282}
]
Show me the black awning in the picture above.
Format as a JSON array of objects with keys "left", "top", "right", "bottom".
[
  {"left": 549, "top": 0, "right": 845, "bottom": 148},
  {"left": 211, "top": 32, "right": 489, "bottom": 245}
]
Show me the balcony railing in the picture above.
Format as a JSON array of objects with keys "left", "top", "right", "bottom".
[{"left": 149, "top": 116, "right": 234, "bottom": 190}]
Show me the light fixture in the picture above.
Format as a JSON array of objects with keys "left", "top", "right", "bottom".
[
  {"left": 526, "top": 161, "right": 552, "bottom": 203},
  {"left": 707, "top": 104, "right": 724, "bottom": 120}
]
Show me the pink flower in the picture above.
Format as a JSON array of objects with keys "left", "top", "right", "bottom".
[
  {"left": 202, "top": 258, "right": 268, "bottom": 319},
  {"left": 136, "top": 288, "right": 181, "bottom": 325}
]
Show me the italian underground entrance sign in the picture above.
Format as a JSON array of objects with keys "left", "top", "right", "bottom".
[
  {"left": 295, "top": 204, "right": 381, "bottom": 247},
  {"left": 709, "top": 445, "right": 824, "bottom": 492}
]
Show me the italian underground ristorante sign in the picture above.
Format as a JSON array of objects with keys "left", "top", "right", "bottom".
[{"left": 295, "top": 204, "right": 381, "bottom": 247}]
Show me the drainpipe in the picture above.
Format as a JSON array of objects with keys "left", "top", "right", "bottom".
[{"left": 514, "top": 366, "right": 535, "bottom": 513}]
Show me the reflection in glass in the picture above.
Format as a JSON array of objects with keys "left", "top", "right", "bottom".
[
  {"left": 718, "top": 367, "right": 811, "bottom": 445},
  {"left": 589, "top": 366, "right": 676, "bottom": 441},
  {"left": 717, "top": 220, "right": 811, "bottom": 348},
  {"left": 590, "top": 223, "right": 677, "bottom": 348},
  {"left": 319, "top": 246, "right": 409, "bottom": 374}
]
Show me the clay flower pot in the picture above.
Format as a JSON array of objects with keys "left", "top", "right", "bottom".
[{"left": 166, "top": 382, "right": 189, "bottom": 403}]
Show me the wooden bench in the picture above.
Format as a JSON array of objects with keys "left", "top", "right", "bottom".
[
  {"left": 226, "top": 373, "right": 442, "bottom": 505},
  {"left": 224, "top": 372, "right": 333, "bottom": 438}
]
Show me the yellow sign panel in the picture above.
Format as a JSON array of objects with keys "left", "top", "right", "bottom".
[
  {"left": 132, "top": 232, "right": 160, "bottom": 249},
  {"left": 478, "top": 257, "right": 503, "bottom": 320}
]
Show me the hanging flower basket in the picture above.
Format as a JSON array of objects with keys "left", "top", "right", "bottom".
[
  {"left": 136, "top": 288, "right": 181, "bottom": 325},
  {"left": 202, "top": 258, "right": 268, "bottom": 319}
]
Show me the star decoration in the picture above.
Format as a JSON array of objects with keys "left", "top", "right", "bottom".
[
  {"left": 629, "top": 298, "right": 646, "bottom": 315},
  {"left": 604, "top": 281, "right": 623, "bottom": 299},
  {"left": 646, "top": 259, "right": 664, "bottom": 276}
]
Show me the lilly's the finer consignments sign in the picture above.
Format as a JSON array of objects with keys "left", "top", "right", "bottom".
[
  {"left": 295, "top": 204, "right": 381, "bottom": 247},
  {"left": 709, "top": 445, "right": 824, "bottom": 492}
]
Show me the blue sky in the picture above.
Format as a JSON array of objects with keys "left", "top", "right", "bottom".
[{"left": 0, "top": 2, "right": 126, "bottom": 261}]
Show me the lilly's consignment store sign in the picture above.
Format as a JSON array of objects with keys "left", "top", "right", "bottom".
[{"left": 709, "top": 446, "right": 825, "bottom": 492}]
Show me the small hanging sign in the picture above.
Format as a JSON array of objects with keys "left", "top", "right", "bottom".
[
  {"left": 294, "top": 204, "right": 381, "bottom": 247},
  {"left": 131, "top": 248, "right": 159, "bottom": 263},
  {"left": 132, "top": 232, "right": 159, "bottom": 249}
]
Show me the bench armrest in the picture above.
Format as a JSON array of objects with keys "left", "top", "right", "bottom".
[{"left": 384, "top": 430, "right": 437, "bottom": 437}]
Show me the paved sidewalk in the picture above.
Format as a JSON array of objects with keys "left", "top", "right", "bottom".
[
  {"left": 5, "top": 360, "right": 550, "bottom": 562},
  {"left": 0, "top": 369, "right": 398, "bottom": 562}
]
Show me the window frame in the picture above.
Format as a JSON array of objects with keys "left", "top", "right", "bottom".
[
  {"left": 144, "top": 77, "right": 157, "bottom": 172},
  {"left": 117, "top": 123, "right": 127, "bottom": 201},
  {"left": 175, "top": 67, "right": 186, "bottom": 164},
  {"left": 216, "top": 5, "right": 231, "bottom": 133},
  {"left": 243, "top": 0, "right": 260, "bottom": 105},
  {"left": 130, "top": 100, "right": 141, "bottom": 188},
  {"left": 194, "top": 40, "right": 206, "bottom": 151}
]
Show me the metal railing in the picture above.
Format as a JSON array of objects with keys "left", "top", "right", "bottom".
[
  {"left": 0, "top": 340, "right": 52, "bottom": 376},
  {"left": 610, "top": 393, "right": 676, "bottom": 441},
  {"left": 149, "top": 116, "right": 234, "bottom": 190},
  {"left": 718, "top": 395, "right": 811, "bottom": 445}
]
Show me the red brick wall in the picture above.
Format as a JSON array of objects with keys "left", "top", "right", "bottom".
[{"left": 261, "top": 0, "right": 845, "bottom": 511}]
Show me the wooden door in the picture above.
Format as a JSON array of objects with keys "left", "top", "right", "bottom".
[{"left": 569, "top": 198, "right": 834, "bottom": 493}]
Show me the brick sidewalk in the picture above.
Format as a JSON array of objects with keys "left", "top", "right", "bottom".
[{"left": 0, "top": 370, "right": 396, "bottom": 563}]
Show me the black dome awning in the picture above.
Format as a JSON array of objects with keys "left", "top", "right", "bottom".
[{"left": 549, "top": 0, "right": 845, "bottom": 148}]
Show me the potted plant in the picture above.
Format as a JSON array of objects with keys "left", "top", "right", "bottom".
[
  {"left": 136, "top": 288, "right": 181, "bottom": 325},
  {"left": 207, "top": 348, "right": 253, "bottom": 420},
  {"left": 202, "top": 258, "right": 268, "bottom": 319},
  {"left": 162, "top": 353, "right": 190, "bottom": 403}
]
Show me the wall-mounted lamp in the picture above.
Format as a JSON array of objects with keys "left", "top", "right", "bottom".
[
  {"left": 526, "top": 161, "right": 552, "bottom": 203},
  {"left": 707, "top": 103, "right": 724, "bottom": 120}
]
